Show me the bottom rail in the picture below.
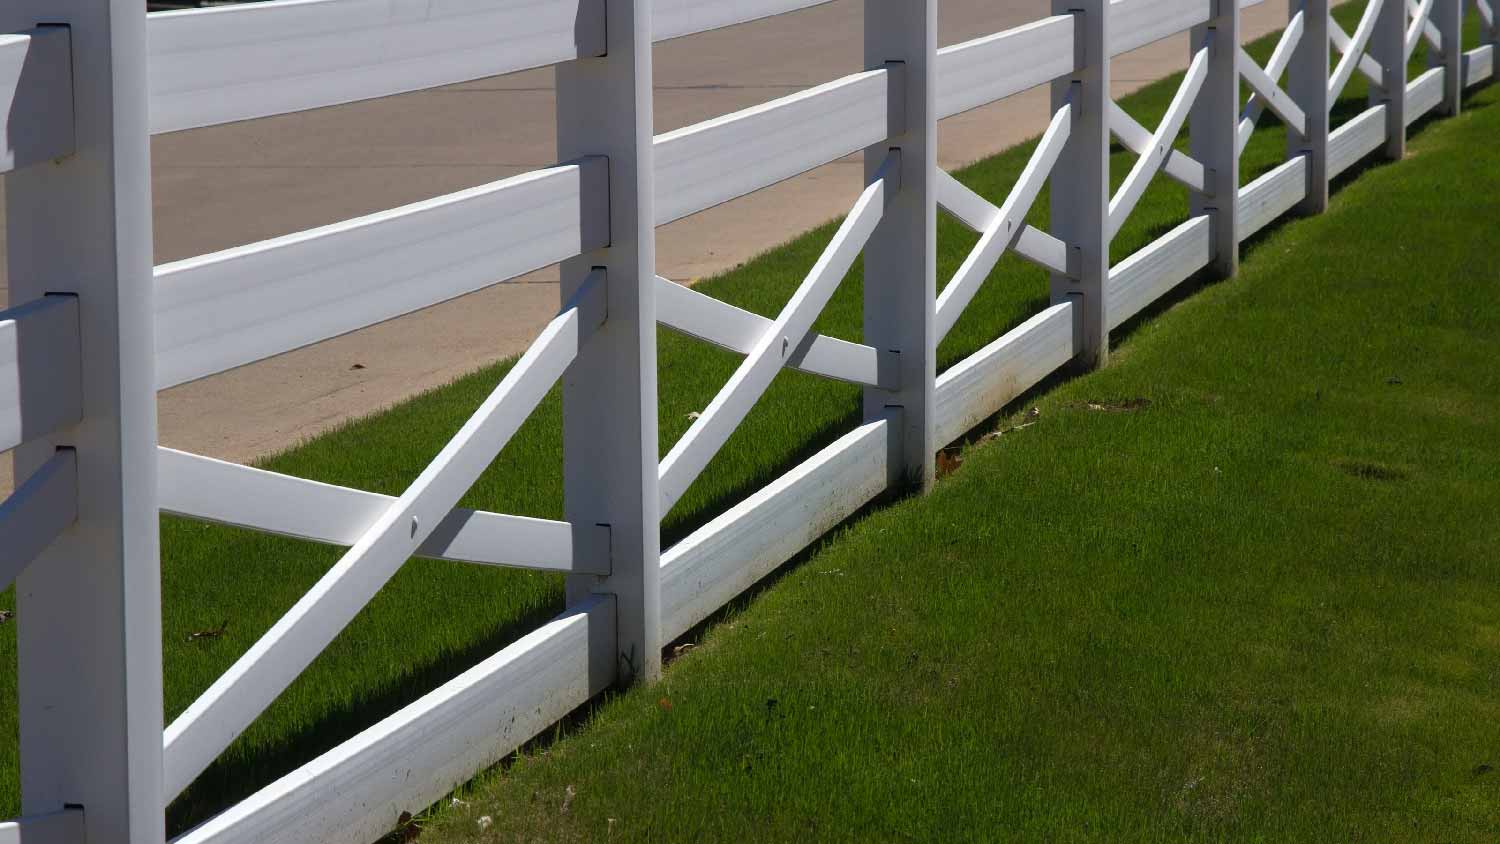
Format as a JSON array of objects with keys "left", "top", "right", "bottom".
[
  {"left": 933, "top": 303, "right": 1075, "bottom": 447},
  {"left": 1237, "top": 155, "right": 1308, "bottom": 242},
  {"left": 0, "top": 809, "right": 84, "bottom": 844},
  {"left": 1407, "top": 67, "right": 1446, "bottom": 125},
  {"left": 661, "top": 419, "right": 890, "bottom": 643},
  {"left": 1107, "top": 216, "right": 1213, "bottom": 331},
  {"left": 173, "top": 597, "right": 615, "bottom": 844},
  {"left": 1464, "top": 45, "right": 1495, "bottom": 88},
  {"left": 1328, "top": 104, "right": 1388, "bottom": 180}
]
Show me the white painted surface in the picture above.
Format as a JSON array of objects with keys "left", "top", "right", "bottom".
[
  {"left": 1328, "top": 103, "right": 1388, "bottom": 178},
  {"left": 0, "top": 296, "right": 81, "bottom": 455},
  {"left": 1329, "top": 0, "right": 1384, "bottom": 100},
  {"left": 658, "top": 169, "right": 887, "bottom": 514},
  {"left": 935, "top": 15, "right": 1077, "bottom": 119},
  {"left": 1329, "top": 18, "right": 1385, "bottom": 85},
  {"left": 1406, "top": 0, "right": 1443, "bottom": 49},
  {"left": 163, "top": 286, "right": 600, "bottom": 801},
  {"left": 654, "top": 69, "right": 889, "bottom": 225},
  {"left": 172, "top": 597, "right": 615, "bottom": 844},
  {"left": 661, "top": 420, "right": 888, "bottom": 642},
  {"left": 1111, "top": 0, "right": 1211, "bottom": 55},
  {"left": 1189, "top": 0, "right": 1238, "bottom": 278},
  {"left": 0, "top": 28, "right": 74, "bottom": 174},
  {"left": 1236, "top": 154, "right": 1308, "bottom": 241},
  {"left": 557, "top": 0, "right": 663, "bottom": 689},
  {"left": 1051, "top": 0, "right": 1112, "bottom": 368},
  {"left": 1108, "top": 44, "right": 1209, "bottom": 239},
  {"left": 3, "top": 0, "right": 165, "bottom": 839},
  {"left": 1405, "top": 66, "right": 1446, "bottom": 123},
  {"left": 937, "top": 171, "right": 1072, "bottom": 276},
  {"left": 932, "top": 303, "right": 1075, "bottom": 446},
  {"left": 1110, "top": 101, "right": 1208, "bottom": 191},
  {"left": 0, "top": 449, "right": 76, "bottom": 592},
  {"left": 1287, "top": 0, "right": 1330, "bottom": 213},
  {"left": 146, "top": 0, "right": 601, "bottom": 134},
  {"left": 865, "top": 0, "right": 938, "bottom": 491},
  {"left": 655, "top": 276, "right": 888, "bottom": 388},
  {"left": 1237, "top": 46, "right": 1308, "bottom": 135},
  {"left": 1464, "top": 45, "right": 1495, "bottom": 87},
  {"left": 154, "top": 160, "right": 605, "bottom": 389},
  {"left": 1406, "top": 0, "right": 1437, "bottom": 60},
  {"left": 1106, "top": 214, "right": 1212, "bottom": 329},
  {"left": 0, "top": 809, "right": 84, "bottom": 844},
  {"left": 1239, "top": 10, "right": 1304, "bottom": 153},
  {"left": 653, "top": 0, "right": 835, "bottom": 40},
  {"left": 935, "top": 105, "right": 1070, "bottom": 341},
  {"left": 157, "top": 447, "right": 595, "bottom": 573}
]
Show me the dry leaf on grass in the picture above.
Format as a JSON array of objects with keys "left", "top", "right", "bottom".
[{"left": 187, "top": 620, "right": 229, "bottom": 641}]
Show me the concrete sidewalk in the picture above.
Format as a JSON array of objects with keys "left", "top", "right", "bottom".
[{"left": 0, "top": 0, "right": 1297, "bottom": 493}]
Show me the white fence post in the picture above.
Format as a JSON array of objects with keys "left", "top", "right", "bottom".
[
  {"left": 1051, "top": 0, "right": 1111, "bottom": 367},
  {"left": 1434, "top": 0, "right": 1464, "bottom": 113},
  {"left": 557, "top": 0, "right": 661, "bottom": 683},
  {"left": 1287, "top": 0, "right": 1331, "bottom": 212},
  {"left": 1190, "top": 0, "right": 1241, "bottom": 276},
  {"left": 864, "top": 0, "right": 937, "bottom": 491},
  {"left": 1372, "top": 0, "right": 1409, "bottom": 157},
  {"left": 2, "top": 0, "right": 164, "bottom": 841}
]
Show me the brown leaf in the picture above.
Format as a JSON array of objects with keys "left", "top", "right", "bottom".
[
  {"left": 657, "top": 696, "right": 673, "bottom": 712},
  {"left": 390, "top": 811, "right": 421, "bottom": 843},
  {"left": 936, "top": 448, "right": 963, "bottom": 478},
  {"left": 187, "top": 620, "right": 229, "bottom": 642},
  {"left": 0, "top": 610, "right": 13, "bottom": 626}
]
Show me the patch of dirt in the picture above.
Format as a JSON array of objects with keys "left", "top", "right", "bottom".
[{"left": 1084, "top": 398, "right": 1153, "bottom": 413}]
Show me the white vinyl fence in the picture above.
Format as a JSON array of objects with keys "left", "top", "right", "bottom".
[{"left": 0, "top": 0, "right": 1494, "bottom": 840}]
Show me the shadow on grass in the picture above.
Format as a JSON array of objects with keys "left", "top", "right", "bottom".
[{"left": 167, "top": 596, "right": 568, "bottom": 834}]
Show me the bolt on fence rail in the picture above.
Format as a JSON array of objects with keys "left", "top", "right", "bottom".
[{"left": 1, "top": 0, "right": 1494, "bottom": 840}]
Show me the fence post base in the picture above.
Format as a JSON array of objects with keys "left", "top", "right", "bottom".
[
  {"left": 1287, "top": 0, "right": 1331, "bottom": 213},
  {"left": 557, "top": 0, "right": 662, "bottom": 684},
  {"left": 1190, "top": 0, "right": 1242, "bottom": 278},
  {"left": 1434, "top": 0, "right": 1464, "bottom": 114},
  {"left": 864, "top": 0, "right": 937, "bottom": 493},
  {"left": 1051, "top": 0, "right": 1111, "bottom": 369},
  {"left": 1371, "top": 0, "right": 1409, "bottom": 159}
]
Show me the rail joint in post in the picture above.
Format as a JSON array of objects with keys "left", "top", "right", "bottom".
[
  {"left": 1050, "top": 0, "right": 1109, "bottom": 370},
  {"left": 864, "top": 0, "right": 936, "bottom": 493}
]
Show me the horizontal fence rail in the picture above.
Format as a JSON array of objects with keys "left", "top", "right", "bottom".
[
  {"left": 3, "top": 0, "right": 1493, "bottom": 840},
  {"left": 154, "top": 160, "right": 606, "bottom": 388},
  {"left": 0, "top": 27, "right": 73, "bottom": 173},
  {"left": 654, "top": 68, "right": 891, "bottom": 225}
]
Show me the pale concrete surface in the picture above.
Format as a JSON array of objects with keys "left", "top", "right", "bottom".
[{"left": 0, "top": 0, "right": 1299, "bottom": 494}]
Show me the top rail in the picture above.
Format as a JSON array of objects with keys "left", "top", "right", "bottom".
[
  {"left": 149, "top": 0, "right": 1221, "bottom": 133},
  {"left": 147, "top": 0, "right": 603, "bottom": 134},
  {"left": 652, "top": 0, "right": 836, "bottom": 41},
  {"left": 1111, "top": 0, "right": 1212, "bottom": 56},
  {"left": 149, "top": 0, "right": 838, "bottom": 133},
  {"left": 0, "top": 27, "right": 75, "bottom": 173}
]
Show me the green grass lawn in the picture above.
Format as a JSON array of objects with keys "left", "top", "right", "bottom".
[{"left": 0, "top": 2, "right": 1490, "bottom": 835}]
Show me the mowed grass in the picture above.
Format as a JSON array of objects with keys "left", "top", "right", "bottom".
[
  {"left": 422, "top": 49, "right": 1500, "bottom": 844},
  {"left": 0, "top": 2, "right": 1487, "bottom": 833}
]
